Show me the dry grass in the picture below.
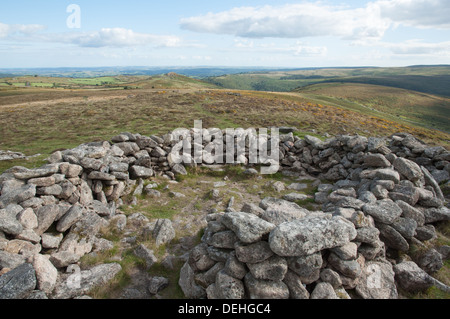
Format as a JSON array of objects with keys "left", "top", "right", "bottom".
[{"left": 1, "top": 85, "right": 449, "bottom": 174}]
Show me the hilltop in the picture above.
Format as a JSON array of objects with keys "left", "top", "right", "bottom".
[
  {"left": 1, "top": 70, "right": 449, "bottom": 176},
  {"left": 203, "top": 65, "right": 450, "bottom": 97}
]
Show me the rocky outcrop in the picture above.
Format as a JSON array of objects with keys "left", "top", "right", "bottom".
[
  {"left": 0, "top": 129, "right": 449, "bottom": 299},
  {"left": 177, "top": 131, "right": 450, "bottom": 299}
]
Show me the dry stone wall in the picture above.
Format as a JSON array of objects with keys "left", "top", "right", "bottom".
[{"left": 0, "top": 128, "right": 449, "bottom": 299}]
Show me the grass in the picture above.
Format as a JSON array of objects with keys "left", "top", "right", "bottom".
[
  {"left": 1, "top": 76, "right": 449, "bottom": 177},
  {"left": 204, "top": 65, "right": 450, "bottom": 97},
  {"left": 295, "top": 82, "right": 450, "bottom": 133}
]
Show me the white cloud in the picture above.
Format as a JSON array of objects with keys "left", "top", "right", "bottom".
[
  {"left": 232, "top": 39, "right": 327, "bottom": 58},
  {"left": 384, "top": 39, "right": 450, "bottom": 55},
  {"left": 40, "top": 28, "right": 181, "bottom": 48},
  {"left": 180, "top": 0, "right": 450, "bottom": 40},
  {"left": 0, "top": 23, "right": 182, "bottom": 49},
  {"left": 0, "top": 22, "right": 46, "bottom": 38},
  {"left": 180, "top": 2, "right": 391, "bottom": 40},
  {"left": 376, "top": 0, "right": 450, "bottom": 29}
]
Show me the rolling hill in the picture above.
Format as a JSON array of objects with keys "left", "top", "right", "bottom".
[
  {"left": 203, "top": 65, "right": 450, "bottom": 97},
  {"left": 294, "top": 82, "right": 450, "bottom": 133}
]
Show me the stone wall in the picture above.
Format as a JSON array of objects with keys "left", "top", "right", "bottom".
[{"left": 0, "top": 128, "right": 449, "bottom": 299}]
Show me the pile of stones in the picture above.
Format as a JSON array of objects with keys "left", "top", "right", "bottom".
[
  {"left": 178, "top": 131, "right": 450, "bottom": 299},
  {"left": 0, "top": 128, "right": 449, "bottom": 299}
]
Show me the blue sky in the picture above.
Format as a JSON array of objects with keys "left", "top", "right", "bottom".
[{"left": 1, "top": 0, "right": 449, "bottom": 68}]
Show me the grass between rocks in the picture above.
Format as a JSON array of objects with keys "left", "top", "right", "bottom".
[
  {"left": 74, "top": 165, "right": 321, "bottom": 299},
  {"left": 75, "top": 166, "right": 449, "bottom": 299}
]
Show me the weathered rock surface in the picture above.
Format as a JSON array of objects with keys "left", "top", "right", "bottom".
[
  {"left": 269, "top": 216, "right": 357, "bottom": 256},
  {"left": 1, "top": 130, "right": 449, "bottom": 300}
]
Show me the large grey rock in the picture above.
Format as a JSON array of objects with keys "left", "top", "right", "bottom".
[
  {"left": 221, "top": 212, "right": 275, "bottom": 244},
  {"left": 153, "top": 219, "right": 176, "bottom": 247},
  {"left": 423, "top": 207, "right": 450, "bottom": 223},
  {"left": 35, "top": 204, "right": 68, "bottom": 236},
  {"left": 27, "top": 176, "right": 56, "bottom": 187},
  {"left": 134, "top": 244, "right": 157, "bottom": 269},
  {"left": 304, "top": 135, "right": 324, "bottom": 149},
  {"left": 355, "top": 227, "right": 380, "bottom": 244},
  {"left": 87, "top": 171, "right": 116, "bottom": 181},
  {"left": 327, "top": 253, "right": 362, "bottom": 279},
  {"left": 391, "top": 217, "right": 417, "bottom": 239},
  {"left": 421, "top": 166, "right": 444, "bottom": 202},
  {"left": 355, "top": 261, "right": 398, "bottom": 299},
  {"left": 417, "top": 248, "right": 444, "bottom": 274},
  {"left": 50, "top": 251, "right": 81, "bottom": 268},
  {"left": 179, "top": 261, "right": 206, "bottom": 299},
  {"left": 310, "top": 282, "right": 339, "bottom": 299},
  {"left": 189, "top": 243, "right": 216, "bottom": 272},
  {"left": 0, "top": 205, "right": 24, "bottom": 235},
  {"left": 86, "top": 200, "right": 111, "bottom": 217},
  {"left": 393, "top": 157, "right": 423, "bottom": 183},
  {"left": 377, "top": 223, "right": 409, "bottom": 252},
  {"left": 13, "top": 165, "right": 59, "bottom": 180},
  {"left": 0, "top": 251, "right": 27, "bottom": 270},
  {"left": 282, "top": 270, "right": 310, "bottom": 299},
  {"left": 129, "top": 166, "right": 153, "bottom": 179},
  {"left": 364, "top": 154, "right": 391, "bottom": 167},
  {"left": 320, "top": 268, "right": 343, "bottom": 289},
  {"left": 0, "top": 263, "right": 36, "bottom": 299},
  {"left": 52, "top": 263, "right": 121, "bottom": 299},
  {"left": 360, "top": 168, "right": 400, "bottom": 183},
  {"left": 215, "top": 270, "right": 245, "bottom": 299},
  {"left": 244, "top": 273, "right": 290, "bottom": 299},
  {"left": 147, "top": 276, "right": 169, "bottom": 295},
  {"left": 59, "top": 163, "right": 83, "bottom": 178},
  {"left": 415, "top": 225, "right": 436, "bottom": 241},
  {"left": 235, "top": 241, "right": 274, "bottom": 264},
  {"left": 71, "top": 210, "right": 107, "bottom": 237},
  {"left": 207, "top": 230, "right": 238, "bottom": 249},
  {"left": 172, "top": 164, "right": 188, "bottom": 176},
  {"left": 396, "top": 200, "right": 425, "bottom": 226},
  {"left": 259, "top": 197, "right": 309, "bottom": 225},
  {"left": 0, "top": 184, "right": 36, "bottom": 209},
  {"left": 393, "top": 261, "right": 435, "bottom": 293},
  {"left": 41, "top": 233, "right": 63, "bottom": 249},
  {"left": 32, "top": 254, "right": 57, "bottom": 295},
  {"left": 269, "top": 216, "right": 356, "bottom": 256},
  {"left": 36, "top": 184, "right": 62, "bottom": 197},
  {"left": 330, "top": 242, "right": 358, "bottom": 260},
  {"left": 247, "top": 255, "right": 288, "bottom": 281},
  {"left": 362, "top": 199, "right": 402, "bottom": 225},
  {"left": 197, "top": 263, "right": 223, "bottom": 295},
  {"left": 287, "top": 252, "right": 322, "bottom": 284},
  {"left": 114, "top": 142, "right": 139, "bottom": 156},
  {"left": 56, "top": 204, "right": 84, "bottom": 233},
  {"left": 224, "top": 253, "right": 247, "bottom": 280},
  {"left": 389, "top": 184, "right": 420, "bottom": 206}
]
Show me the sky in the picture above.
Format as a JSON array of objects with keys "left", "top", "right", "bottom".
[{"left": 1, "top": 0, "right": 449, "bottom": 68}]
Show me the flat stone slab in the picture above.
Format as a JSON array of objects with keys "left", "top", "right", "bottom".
[{"left": 269, "top": 216, "right": 357, "bottom": 256}]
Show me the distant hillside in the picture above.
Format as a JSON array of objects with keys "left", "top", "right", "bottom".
[
  {"left": 321, "top": 75, "right": 450, "bottom": 98},
  {"left": 203, "top": 65, "right": 450, "bottom": 97},
  {"left": 294, "top": 82, "right": 450, "bottom": 133},
  {"left": 0, "top": 66, "right": 291, "bottom": 79},
  {"left": 0, "top": 73, "right": 219, "bottom": 91}
]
